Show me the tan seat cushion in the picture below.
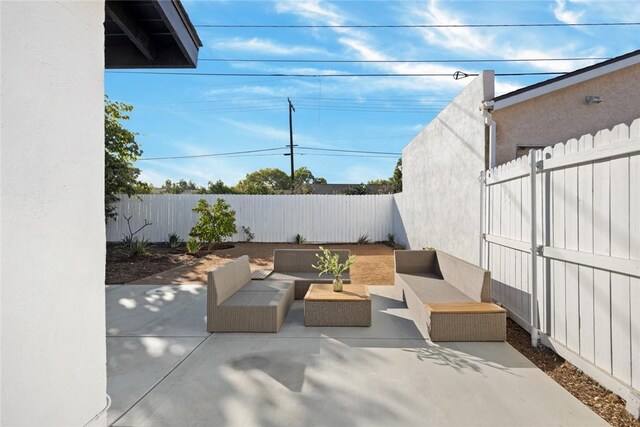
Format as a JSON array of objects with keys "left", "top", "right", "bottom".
[
  {"left": 399, "top": 273, "right": 474, "bottom": 304},
  {"left": 241, "top": 280, "right": 293, "bottom": 292},
  {"left": 221, "top": 290, "right": 288, "bottom": 307}
]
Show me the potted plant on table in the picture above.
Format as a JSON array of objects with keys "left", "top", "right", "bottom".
[{"left": 312, "top": 246, "right": 356, "bottom": 292}]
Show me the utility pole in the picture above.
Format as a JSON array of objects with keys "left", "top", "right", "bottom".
[{"left": 287, "top": 97, "right": 296, "bottom": 193}]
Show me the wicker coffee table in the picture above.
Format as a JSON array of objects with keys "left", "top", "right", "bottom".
[{"left": 303, "top": 283, "right": 371, "bottom": 327}]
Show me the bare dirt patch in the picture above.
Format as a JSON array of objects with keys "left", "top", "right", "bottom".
[{"left": 120, "top": 242, "right": 395, "bottom": 285}]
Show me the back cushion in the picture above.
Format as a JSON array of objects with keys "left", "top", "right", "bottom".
[
  {"left": 436, "top": 251, "right": 491, "bottom": 302},
  {"left": 234, "top": 255, "right": 252, "bottom": 287},
  {"left": 274, "top": 249, "right": 351, "bottom": 273},
  {"left": 394, "top": 250, "right": 439, "bottom": 275},
  {"left": 209, "top": 256, "right": 251, "bottom": 305}
]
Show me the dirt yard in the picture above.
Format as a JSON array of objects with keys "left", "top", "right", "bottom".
[
  {"left": 106, "top": 242, "right": 639, "bottom": 426},
  {"left": 107, "top": 242, "right": 395, "bottom": 286}
]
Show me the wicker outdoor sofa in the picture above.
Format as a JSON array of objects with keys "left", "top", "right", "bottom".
[
  {"left": 267, "top": 249, "right": 351, "bottom": 300},
  {"left": 395, "top": 250, "right": 506, "bottom": 341},
  {"left": 207, "top": 256, "right": 294, "bottom": 332}
]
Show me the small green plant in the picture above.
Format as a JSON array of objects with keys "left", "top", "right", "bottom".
[
  {"left": 167, "top": 232, "right": 183, "bottom": 249},
  {"left": 186, "top": 237, "right": 202, "bottom": 255},
  {"left": 424, "top": 246, "right": 436, "bottom": 251},
  {"left": 127, "top": 237, "right": 150, "bottom": 258},
  {"left": 241, "top": 226, "right": 255, "bottom": 242},
  {"left": 357, "top": 234, "right": 370, "bottom": 245},
  {"left": 189, "top": 198, "right": 237, "bottom": 250},
  {"left": 120, "top": 215, "right": 153, "bottom": 258},
  {"left": 383, "top": 233, "right": 406, "bottom": 250},
  {"left": 312, "top": 246, "right": 356, "bottom": 278},
  {"left": 295, "top": 234, "right": 306, "bottom": 244}
]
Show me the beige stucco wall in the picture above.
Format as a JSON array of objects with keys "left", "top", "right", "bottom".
[
  {"left": 493, "top": 63, "right": 640, "bottom": 165},
  {"left": 393, "top": 72, "right": 494, "bottom": 265}
]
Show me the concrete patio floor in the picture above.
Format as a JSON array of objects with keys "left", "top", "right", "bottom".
[{"left": 106, "top": 284, "right": 606, "bottom": 427}]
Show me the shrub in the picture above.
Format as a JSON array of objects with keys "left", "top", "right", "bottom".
[
  {"left": 386, "top": 233, "right": 396, "bottom": 245},
  {"left": 127, "top": 237, "right": 150, "bottom": 258},
  {"left": 189, "top": 199, "right": 237, "bottom": 249},
  {"left": 120, "top": 215, "right": 152, "bottom": 258},
  {"left": 240, "top": 226, "right": 255, "bottom": 242},
  {"left": 295, "top": 234, "right": 306, "bottom": 244},
  {"left": 186, "top": 237, "right": 202, "bottom": 255},
  {"left": 357, "top": 234, "right": 370, "bottom": 245},
  {"left": 168, "top": 232, "right": 182, "bottom": 249}
]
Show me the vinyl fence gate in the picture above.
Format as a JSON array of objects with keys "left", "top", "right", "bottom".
[{"left": 481, "top": 122, "right": 640, "bottom": 416}]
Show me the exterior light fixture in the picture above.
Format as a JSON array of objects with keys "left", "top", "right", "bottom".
[{"left": 585, "top": 95, "right": 603, "bottom": 104}]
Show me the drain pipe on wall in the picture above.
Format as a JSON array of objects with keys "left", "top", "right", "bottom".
[{"left": 481, "top": 100, "right": 497, "bottom": 169}]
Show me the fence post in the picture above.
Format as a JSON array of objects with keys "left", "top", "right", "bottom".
[
  {"left": 479, "top": 171, "right": 486, "bottom": 268},
  {"left": 530, "top": 149, "right": 540, "bottom": 347}
]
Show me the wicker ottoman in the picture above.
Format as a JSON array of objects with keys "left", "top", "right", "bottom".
[{"left": 304, "top": 284, "right": 371, "bottom": 327}]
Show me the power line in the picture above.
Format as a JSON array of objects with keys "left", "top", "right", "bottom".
[
  {"left": 106, "top": 71, "right": 565, "bottom": 77},
  {"left": 138, "top": 147, "right": 285, "bottom": 161},
  {"left": 137, "top": 146, "right": 404, "bottom": 161},
  {"left": 199, "top": 57, "right": 609, "bottom": 64},
  {"left": 194, "top": 22, "right": 640, "bottom": 28},
  {"left": 135, "top": 96, "right": 452, "bottom": 106},
  {"left": 299, "top": 153, "right": 398, "bottom": 158},
  {"left": 298, "top": 147, "right": 401, "bottom": 155}
]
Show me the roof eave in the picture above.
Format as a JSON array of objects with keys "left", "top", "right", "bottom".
[{"left": 493, "top": 50, "right": 640, "bottom": 111}]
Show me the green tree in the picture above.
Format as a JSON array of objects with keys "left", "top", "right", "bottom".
[
  {"left": 105, "top": 96, "right": 143, "bottom": 220},
  {"left": 161, "top": 179, "right": 200, "bottom": 194},
  {"left": 234, "top": 168, "right": 290, "bottom": 194},
  {"left": 341, "top": 184, "right": 369, "bottom": 195},
  {"left": 200, "top": 179, "right": 236, "bottom": 194},
  {"left": 293, "top": 166, "right": 326, "bottom": 194},
  {"left": 133, "top": 181, "right": 153, "bottom": 194},
  {"left": 367, "top": 178, "right": 392, "bottom": 185},
  {"left": 189, "top": 199, "right": 237, "bottom": 249},
  {"left": 391, "top": 158, "right": 402, "bottom": 193}
]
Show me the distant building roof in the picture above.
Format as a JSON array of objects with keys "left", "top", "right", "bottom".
[
  {"left": 105, "top": 0, "right": 202, "bottom": 68},
  {"left": 493, "top": 49, "right": 640, "bottom": 110}
]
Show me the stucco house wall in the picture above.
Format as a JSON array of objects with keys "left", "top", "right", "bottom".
[
  {"left": 493, "top": 62, "right": 640, "bottom": 166},
  {"left": 1, "top": 2, "right": 107, "bottom": 425},
  {"left": 393, "top": 72, "right": 494, "bottom": 265}
]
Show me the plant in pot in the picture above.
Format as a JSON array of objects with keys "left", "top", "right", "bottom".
[{"left": 312, "top": 246, "right": 356, "bottom": 292}]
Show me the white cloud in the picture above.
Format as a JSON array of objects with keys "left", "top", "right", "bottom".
[
  {"left": 503, "top": 46, "right": 604, "bottom": 72},
  {"left": 138, "top": 157, "right": 247, "bottom": 186},
  {"left": 408, "top": 0, "right": 494, "bottom": 55},
  {"left": 275, "top": 0, "right": 346, "bottom": 25},
  {"left": 553, "top": 0, "right": 584, "bottom": 24},
  {"left": 210, "top": 37, "right": 326, "bottom": 56},
  {"left": 221, "top": 118, "right": 290, "bottom": 142},
  {"left": 138, "top": 169, "right": 171, "bottom": 186}
]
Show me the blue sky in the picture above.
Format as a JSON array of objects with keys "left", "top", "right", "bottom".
[{"left": 105, "top": 0, "right": 640, "bottom": 186}]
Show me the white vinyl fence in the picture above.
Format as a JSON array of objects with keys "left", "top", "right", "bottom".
[
  {"left": 483, "top": 120, "right": 640, "bottom": 410},
  {"left": 106, "top": 194, "right": 394, "bottom": 243}
]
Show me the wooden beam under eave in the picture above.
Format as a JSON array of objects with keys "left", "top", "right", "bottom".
[{"left": 106, "top": 1, "right": 155, "bottom": 61}]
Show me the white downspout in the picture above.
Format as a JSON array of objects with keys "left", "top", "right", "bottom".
[{"left": 481, "top": 100, "right": 497, "bottom": 169}]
